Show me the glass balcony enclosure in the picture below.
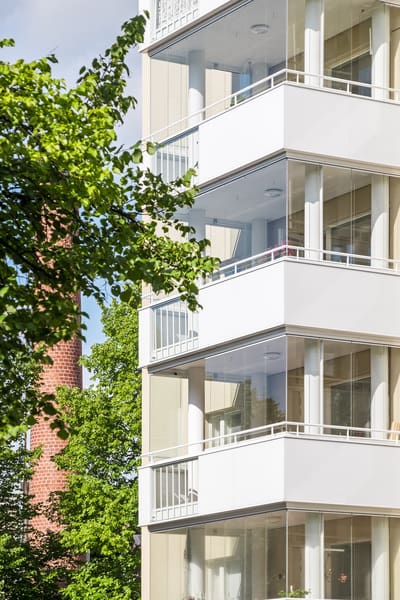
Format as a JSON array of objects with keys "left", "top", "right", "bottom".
[
  {"left": 148, "top": 0, "right": 400, "bottom": 139},
  {"left": 149, "top": 510, "right": 400, "bottom": 600},
  {"left": 148, "top": 335, "right": 397, "bottom": 458},
  {"left": 174, "top": 159, "right": 399, "bottom": 273}
]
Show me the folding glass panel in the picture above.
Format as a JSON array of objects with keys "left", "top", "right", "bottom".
[
  {"left": 323, "top": 341, "right": 371, "bottom": 436},
  {"left": 323, "top": 166, "right": 371, "bottom": 264},
  {"left": 149, "top": 374, "right": 188, "bottom": 459},
  {"left": 180, "top": 160, "right": 287, "bottom": 269},
  {"left": 324, "top": 0, "right": 372, "bottom": 95},
  {"left": 150, "top": 513, "right": 400, "bottom": 600},
  {"left": 205, "top": 337, "right": 286, "bottom": 446}
]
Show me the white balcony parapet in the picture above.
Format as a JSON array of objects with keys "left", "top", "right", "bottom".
[
  {"left": 143, "top": 421, "right": 400, "bottom": 465},
  {"left": 144, "top": 244, "right": 400, "bottom": 307},
  {"left": 152, "top": 0, "right": 199, "bottom": 42},
  {"left": 140, "top": 422, "right": 400, "bottom": 525},
  {"left": 152, "top": 457, "right": 198, "bottom": 521},
  {"left": 152, "top": 297, "right": 198, "bottom": 360},
  {"left": 147, "top": 68, "right": 400, "bottom": 147}
]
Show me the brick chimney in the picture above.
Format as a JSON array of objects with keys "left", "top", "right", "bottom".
[{"left": 29, "top": 333, "right": 82, "bottom": 532}]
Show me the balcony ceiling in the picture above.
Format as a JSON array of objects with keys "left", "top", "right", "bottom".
[{"left": 151, "top": 0, "right": 377, "bottom": 74}]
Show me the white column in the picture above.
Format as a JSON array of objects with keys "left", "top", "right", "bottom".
[
  {"left": 305, "top": 513, "right": 323, "bottom": 599},
  {"left": 187, "top": 369, "right": 205, "bottom": 599},
  {"left": 304, "top": 0, "right": 324, "bottom": 86},
  {"left": 371, "top": 346, "right": 389, "bottom": 438},
  {"left": 187, "top": 528, "right": 205, "bottom": 600},
  {"left": 304, "top": 339, "right": 322, "bottom": 434},
  {"left": 371, "top": 175, "right": 389, "bottom": 268},
  {"left": 304, "top": 165, "right": 323, "bottom": 260},
  {"left": 188, "top": 367, "right": 204, "bottom": 455},
  {"left": 372, "top": 4, "right": 390, "bottom": 100},
  {"left": 371, "top": 517, "right": 390, "bottom": 600},
  {"left": 189, "top": 208, "right": 206, "bottom": 243},
  {"left": 252, "top": 528, "right": 266, "bottom": 600},
  {"left": 188, "top": 50, "right": 205, "bottom": 126},
  {"left": 251, "top": 218, "right": 267, "bottom": 256},
  {"left": 251, "top": 62, "right": 269, "bottom": 95}
]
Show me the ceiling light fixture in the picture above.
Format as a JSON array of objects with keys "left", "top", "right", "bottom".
[
  {"left": 264, "top": 352, "right": 281, "bottom": 361},
  {"left": 250, "top": 23, "right": 269, "bottom": 35},
  {"left": 264, "top": 187, "right": 283, "bottom": 198}
]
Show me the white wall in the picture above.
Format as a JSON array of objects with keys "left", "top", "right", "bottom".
[
  {"left": 198, "top": 83, "right": 400, "bottom": 185},
  {"left": 284, "top": 261, "right": 400, "bottom": 342}
]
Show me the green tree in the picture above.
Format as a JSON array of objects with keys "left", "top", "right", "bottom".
[
  {"left": 54, "top": 298, "right": 141, "bottom": 599},
  {"left": 0, "top": 12, "right": 216, "bottom": 435},
  {"left": 0, "top": 438, "right": 69, "bottom": 599}
]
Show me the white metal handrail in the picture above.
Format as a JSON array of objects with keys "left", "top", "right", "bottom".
[
  {"left": 143, "top": 244, "right": 400, "bottom": 306},
  {"left": 143, "top": 421, "right": 400, "bottom": 464},
  {"left": 152, "top": 457, "right": 198, "bottom": 520},
  {"left": 145, "top": 68, "right": 400, "bottom": 145},
  {"left": 206, "top": 244, "right": 400, "bottom": 282}
]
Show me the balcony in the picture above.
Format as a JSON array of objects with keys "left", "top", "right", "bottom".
[
  {"left": 139, "top": 247, "right": 400, "bottom": 367},
  {"left": 149, "top": 71, "right": 400, "bottom": 187},
  {"left": 139, "top": 421, "right": 400, "bottom": 527}
]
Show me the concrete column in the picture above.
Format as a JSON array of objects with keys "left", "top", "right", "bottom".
[
  {"left": 304, "top": 165, "right": 323, "bottom": 260},
  {"left": 304, "top": 0, "right": 324, "bottom": 86},
  {"left": 251, "top": 62, "right": 269, "bottom": 94},
  {"left": 188, "top": 367, "right": 204, "bottom": 455},
  {"left": 390, "top": 7, "right": 400, "bottom": 97},
  {"left": 252, "top": 528, "right": 266, "bottom": 600},
  {"left": 390, "top": 177, "right": 400, "bottom": 264},
  {"left": 251, "top": 218, "right": 267, "bottom": 256},
  {"left": 371, "top": 175, "right": 389, "bottom": 268},
  {"left": 371, "top": 517, "right": 390, "bottom": 600},
  {"left": 189, "top": 209, "right": 206, "bottom": 243},
  {"left": 371, "top": 346, "right": 389, "bottom": 438},
  {"left": 305, "top": 513, "right": 323, "bottom": 599},
  {"left": 187, "top": 528, "right": 205, "bottom": 600},
  {"left": 390, "top": 518, "right": 400, "bottom": 600},
  {"left": 251, "top": 62, "right": 269, "bottom": 84},
  {"left": 390, "top": 348, "right": 400, "bottom": 425},
  {"left": 372, "top": 4, "right": 390, "bottom": 100},
  {"left": 304, "top": 339, "right": 322, "bottom": 434},
  {"left": 188, "top": 50, "right": 205, "bottom": 126}
]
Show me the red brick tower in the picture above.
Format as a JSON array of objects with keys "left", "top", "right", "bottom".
[{"left": 29, "top": 333, "right": 82, "bottom": 531}]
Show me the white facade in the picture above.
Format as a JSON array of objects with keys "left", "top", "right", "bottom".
[{"left": 139, "top": 1, "right": 400, "bottom": 598}]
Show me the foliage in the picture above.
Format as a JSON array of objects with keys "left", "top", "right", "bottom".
[
  {"left": 278, "top": 589, "right": 310, "bottom": 598},
  {"left": 0, "top": 13, "right": 217, "bottom": 435},
  {"left": 0, "top": 437, "right": 69, "bottom": 599},
  {"left": 54, "top": 298, "right": 141, "bottom": 599}
]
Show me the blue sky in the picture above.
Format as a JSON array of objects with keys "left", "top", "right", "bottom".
[{"left": 0, "top": 0, "right": 142, "bottom": 383}]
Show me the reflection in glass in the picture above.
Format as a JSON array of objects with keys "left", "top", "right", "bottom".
[
  {"left": 324, "top": 341, "right": 371, "bottom": 436},
  {"left": 179, "top": 160, "right": 288, "bottom": 270},
  {"left": 323, "top": 166, "right": 371, "bottom": 264},
  {"left": 151, "top": 512, "right": 400, "bottom": 600},
  {"left": 205, "top": 337, "right": 286, "bottom": 446}
]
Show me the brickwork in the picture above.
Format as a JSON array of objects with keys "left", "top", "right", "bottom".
[{"left": 30, "top": 335, "right": 82, "bottom": 531}]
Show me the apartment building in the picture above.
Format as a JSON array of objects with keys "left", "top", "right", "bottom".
[{"left": 138, "top": 0, "right": 400, "bottom": 598}]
